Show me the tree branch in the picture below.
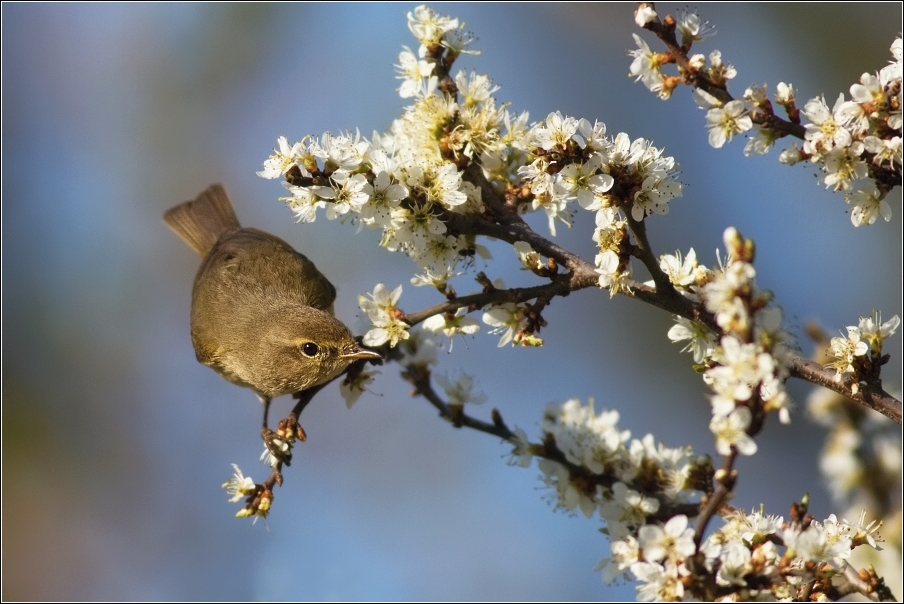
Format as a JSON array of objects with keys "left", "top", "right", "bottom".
[
  {"left": 788, "top": 356, "right": 902, "bottom": 423},
  {"left": 642, "top": 16, "right": 806, "bottom": 140}
]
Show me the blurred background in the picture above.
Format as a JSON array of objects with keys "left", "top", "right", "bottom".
[{"left": 3, "top": 3, "right": 901, "bottom": 600}]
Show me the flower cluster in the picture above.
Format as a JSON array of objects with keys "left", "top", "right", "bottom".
[
  {"left": 517, "top": 116, "right": 683, "bottom": 296},
  {"left": 607, "top": 506, "right": 884, "bottom": 601},
  {"left": 358, "top": 283, "right": 410, "bottom": 348},
  {"left": 222, "top": 464, "right": 272, "bottom": 524},
  {"left": 481, "top": 299, "right": 539, "bottom": 347},
  {"left": 826, "top": 311, "right": 900, "bottom": 393},
  {"left": 509, "top": 397, "right": 886, "bottom": 600},
  {"left": 250, "top": 7, "right": 900, "bottom": 597},
  {"left": 806, "top": 384, "right": 902, "bottom": 597},
  {"left": 629, "top": 6, "right": 717, "bottom": 101},
  {"left": 807, "top": 385, "right": 902, "bottom": 510},
  {"left": 262, "top": 5, "right": 685, "bottom": 346},
  {"left": 630, "top": 8, "right": 902, "bottom": 227},
  {"left": 663, "top": 229, "right": 792, "bottom": 452},
  {"left": 511, "top": 398, "right": 708, "bottom": 536}
]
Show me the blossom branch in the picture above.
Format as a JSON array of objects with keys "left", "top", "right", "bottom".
[
  {"left": 624, "top": 210, "right": 679, "bottom": 301},
  {"left": 408, "top": 200, "right": 902, "bottom": 422},
  {"left": 401, "top": 279, "right": 571, "bottom": 329},
  {"left": 401, "top": 358, "right": 515, "bottom": 440},
  {"left": 693, "top": 451, "right": 737, "bottom": 546},
  {"left": 400, "top": 356, "right": 704, "bottom": 522},
  {"left": 639, "top": 9, "right": 805, "bottom": 140},
  {"left": 788, "top": 356, "right": 902, "bottom": 423},
  {"left": 443, "top": 208, "right": 710, "bottom": 324}
]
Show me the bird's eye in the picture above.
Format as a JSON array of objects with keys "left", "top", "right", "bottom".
[{"left": 300, "top": 342, "right": 319, "bottom": 357}]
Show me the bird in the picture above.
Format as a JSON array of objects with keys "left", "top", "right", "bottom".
[{"left": 163, "top": 184, "right": 381, "bottom": 431}]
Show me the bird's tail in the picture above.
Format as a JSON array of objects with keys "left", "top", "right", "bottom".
[{"left": 163, "top": 184, "right": 241, "bottom": 256}]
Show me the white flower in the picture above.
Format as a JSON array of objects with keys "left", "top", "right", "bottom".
[
  {"left": 574, "top": 118, "right": 610, "bottom": 154},
  {"left": 281, "top": 184, "right": 326, "bottom": 223},
  {"left": 863, "top": 135, "right": 902, "bottom": 167},
  {"left": 819, "top": 145, "right": 868, "bottom": 192},
  {"left": 513, "top": 241, "right": 544, "bottom": 272},
  {"left": 743, "top": 128, "right": 779, "bottom": 156},
  {"left": 631, "top": 561, "right": 685, "bottom": 602},
  {"left": 531, "top": 188, "right": 572, "bottom": 237},
  {"left": 407, "top": 5, "right": 458, "bottom": 47},
  {"left": 779, "top": 145, "right": 803, "bottom": 165},
  {"left": 676, "top": 11, "right": 714, "bottom": 44},
  {"left": 700, "top": 258, "right": 756, "bottom": 333},
  {"left": 403, "top": 334, "right": 439, "bottom": 369},
  {"left": 706, "top": 100, "right": 753, "bottom": 148},
  {"left": 600, "top": 482, "right": 660, "bottom": 540},
  {"left": 802, "top": 94, "right": 851, "bottom": 158},
  {"left": 222, "top": 464, "right": 256, "bottom": 503},
  {"left": 359, "top": 171, "right": 408, "bottom": 228},
  {"left": 362, "top": 319, "right": 409, "bottom": 348},
  {"left": 706, "top": 336, "right": 773, "bottom": 402},
  {"left": 631, "top": 176, "right": 682, "bottom": 221},
  {"left": 260, "top": 439, "right": 289, "bottom": 467},
  {"left": 518, "top": 157, "right": 554, "bottom": 196},
  {"left": 322, "top": 171, "right": 371, "bottom": 220},
  {"left": 845, "top": 510, "right": 884, "bottom": 550},
  {"left": 395, "top": 46, "right": 436, "bottom": 99},
  {"left": 359, "top": 283, "right": 403, "bottom": 322},
  {"left": 668, "top": 317, "right": 716, "bottom": 363},
  {"left": 507, "top": 428, "right": 534, "bottom": 468},
  {"left": 597, "top": 535, "right": 640, "bottom": 583},
  {"left": 775, "top": 82, "right": 796, "bottom": 104},
  {"left": 258, "top": 135, "right": 308, "bottom": 179},
  {"left": 858, "top": 311, "right": 900, "bottom": 347},
  {"left": 634, "top": 3, "right": 657, "bottom": 27},
  {"left": 419, "top": 163, "right": 468, "bottom": 209},
  {"left": 434, "top": 372, "right": 487, "bottom": 407},
  {"left": 638, "top": 515, "right": 696, "bottom": 563},
  {"left": 532, "top": 111, "right": 579, "bottom": 150},
  {"left": 422, "top": 307, "right": 480, "bottom": 347},
  {"left": 738, "top": 508, "right": 784, "bottom": 543},
  {"left": 389, "top": 203, "right": 447, "bottom": 256},
  {"left": 482, "top": 303, "right": 523, "bottom": 347},
  {"left": 544, "top": 399, "right": 629, "bottom": 476},
  {"left": 538, "top": 458, "right": 598, "bottom": 518},
  {"left": 629, "top": 34, "right": 666, "bottom": 97},
  {"left": 692, "top": 88, "right": 721, "bottom": 110},
  {"left": 558, "top": 155, "right": 614, "bottom": 210},
  {"left": 310, "top": 131, "right": 367, "bottom": 173},
  {"left": 845, "top": 183, "right": 892, "bottom": 226},
  {"left": 340, "top": 368, "right": 379, "bottom": 409},
  {"left": 784, "top": 522, "right": 851, "bottom": 568},
  {"left": 715, "top": 542, "right": 751, "bottom": 586},
  {"left": 455, "top": 70, "right": 499, "bottom": 107},
  {"left": 709, "top": 406, "right": 757, "bottom": 456},
  {"left": 359, "top": 284, "right": 410, "bottom": 347},
  {"left": 708, "top": 50, "right": 736, "bottom": 81},
  {"left": 659, "top": 248, "right": 698, "bottom": 287},
  {"left": 827, "top": 326, "right": 869, "bottom": 378},
  {"left": 595, "top": 249, "right": 624, "bottom": 294}
]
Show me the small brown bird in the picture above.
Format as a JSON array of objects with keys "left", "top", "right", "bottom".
[{"left": 163, "top": 184, "right": 380, "bottom": 420}]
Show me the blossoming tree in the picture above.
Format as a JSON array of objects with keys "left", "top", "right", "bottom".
[{"left": 222, "top": 5, "right": 902, "bottom": 601}]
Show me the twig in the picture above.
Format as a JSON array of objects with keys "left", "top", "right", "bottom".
[
  {"left": 694, "top": 451, "right": 738, "bottom": 546},
  {"left": 641, "top": 16, "right": 806, "bottom": 139},
  {"left": 402, "top": 360, "right": 515, "bottom": 441},
  {"left": 788, "top": 356, "right": 902, "bottom": 423},
  {"left": 402, "top": 358, "right": 704, "bottom": 521}
]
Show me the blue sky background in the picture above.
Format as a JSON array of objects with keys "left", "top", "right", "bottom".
[{"left": 3, "top": 4, "right": 901, "bottom": 600}]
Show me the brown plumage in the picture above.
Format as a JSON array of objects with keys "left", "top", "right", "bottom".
[{"left": 164, "top": 184, "right": 380, "bottom": 407}]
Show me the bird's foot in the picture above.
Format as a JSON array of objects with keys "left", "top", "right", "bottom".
[{"left": 260, "top": 416, "right": 307, "bottom": 468}]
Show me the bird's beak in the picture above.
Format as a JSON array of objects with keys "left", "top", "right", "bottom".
[{"left": 340, "top": 347, "right": 383, "bottom": 362}]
